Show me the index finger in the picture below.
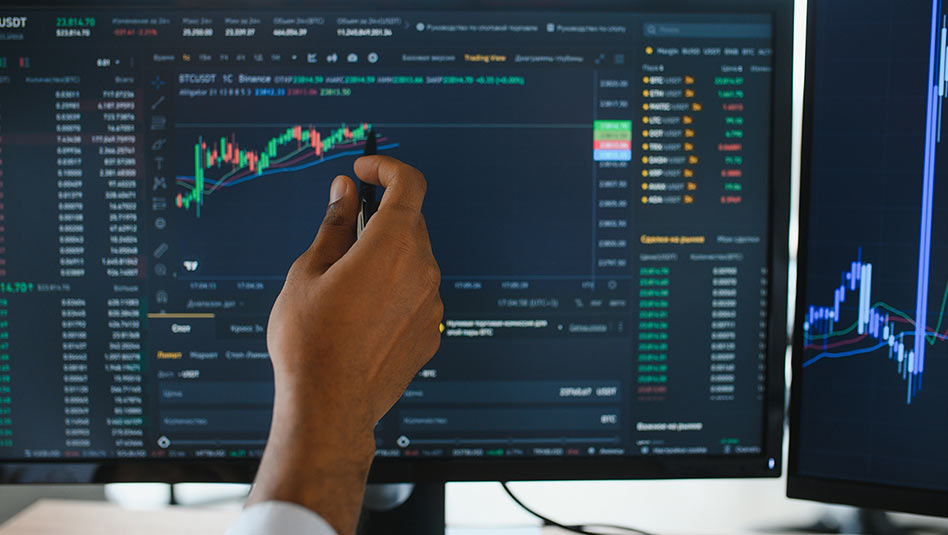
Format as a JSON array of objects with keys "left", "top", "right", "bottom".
[{"left": 354, "top": 155, "right": 427, "bottom": 213}]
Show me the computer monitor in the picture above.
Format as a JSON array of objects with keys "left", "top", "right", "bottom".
[
  {"left": 789, "top": 0, "right": 948, "bottom": 517},
  {"left": 0, "top": 0, "right": 791, "bottom": 484}
]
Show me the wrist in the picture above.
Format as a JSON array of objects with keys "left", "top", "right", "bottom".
[
  {"left": 272, "top": 396, "right": 376, "bottom": 464},
  {"left": 249, "top": 397, "right": 376, "bottom": 535}
]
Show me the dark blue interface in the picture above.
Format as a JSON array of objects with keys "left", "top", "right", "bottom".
[
  {"left": 0, "top": 9, "right": 776, "bottom": 462},
  {"left": 799, "top": 0, "right": 948, "bottom": 491}
]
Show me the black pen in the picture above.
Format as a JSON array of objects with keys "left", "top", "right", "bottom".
[{"left": 357, "top": 129, "right": 378, "bottom": 239}]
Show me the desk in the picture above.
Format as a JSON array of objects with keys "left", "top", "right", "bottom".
[
  {"left": 0, "top": 500, "right": 240, "bottom": 535},
  {"left": 0, "top": 499, "right": 577, "bottom": 535},
  {"left": 3, "top": 496, "right": 944, "bottom": 535},
  {"left": 0, "top": 500, "right": 556, "bottom": 535}
]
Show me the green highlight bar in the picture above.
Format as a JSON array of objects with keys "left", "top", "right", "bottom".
[
  {"left": 593, "top": 120, "right": 632, "bottom": 141},
  {"left": 594, "top": 130, "right": 632, "bottom": 141},
  {"left": 594, "top": 120, "right": 632, "bottom": 130}
]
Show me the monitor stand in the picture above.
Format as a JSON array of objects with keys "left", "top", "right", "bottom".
[
  {"left": 847, "top": 509, "right": 947, "bottom": 535},
  {"left": 766, "top": 508, "right": 943, "bottom": 535},
  {"left": 358, "top": 483, "right": 445, "bottom": 535}
]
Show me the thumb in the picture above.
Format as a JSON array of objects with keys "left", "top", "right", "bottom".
[{"left": 306, "top": 175, "right": 359, "bottom": 273}]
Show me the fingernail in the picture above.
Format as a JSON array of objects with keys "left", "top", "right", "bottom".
[{"left": 329, "top": 177, "right": 346, "bottom": 205}]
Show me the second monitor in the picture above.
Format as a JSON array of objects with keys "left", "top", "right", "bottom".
[{"left": 0, "top": 0, "right": 792, "bottom": 483}]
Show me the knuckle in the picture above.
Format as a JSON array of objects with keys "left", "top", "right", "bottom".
[
  {"left": 287, "top": 253, "right": 309, "bottom": 277},
  {"left": 428, "top": 329, "right": 442, "bottom": 356},
  {"left": 413, "top": 170, "right": 428, "bottom": 196},
  {"left": 284, "top": 254, "right": 315, "bottom": 283},
  {"left": 390, "top": 161, "right": 426, "bottom": 196},
  {"left": 423, "top": 261, "right": 442, "bottom": 289}
]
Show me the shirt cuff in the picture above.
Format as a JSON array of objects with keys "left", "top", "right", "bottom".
[{"left": 226, "top": 501, "right": 337, "bottom": 535}]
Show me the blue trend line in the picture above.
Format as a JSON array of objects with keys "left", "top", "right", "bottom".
[
  {"left": 803, "top": 0, "right": 944, "bottom": 404},
  {"left": 175, "top": 142, "right": 399, "bottom": 186},
  {"left": 803, "top": 342, "right": 889, "bottom": 368},
  {"left": 914, "top": 0, "right": 939, "bottom": 394}
]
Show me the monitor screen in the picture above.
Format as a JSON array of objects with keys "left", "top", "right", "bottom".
[
  {"left": 0, "top": 1, "right": 789, "bottom": 482},
  {"left": 790, "top": 0, "right": 948, "bottom": 516}
]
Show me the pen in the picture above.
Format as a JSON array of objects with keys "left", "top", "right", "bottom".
[{"left": 356, "top": 129, "right": 378, "bottom": 239}]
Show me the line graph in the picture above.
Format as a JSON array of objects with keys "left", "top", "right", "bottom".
[
  {"left": 802, "top": 250, "right": 948, "bottom": 403},
  {"left": 175, "top": 123, "right": 396, "bottom": 217},
  {"left": 802, "top": 0, "right": 946, "bottom": 404}
]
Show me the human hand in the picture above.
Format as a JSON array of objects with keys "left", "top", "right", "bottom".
[{"left": 246, "top": 156, "right": 442, "bottom": 535}]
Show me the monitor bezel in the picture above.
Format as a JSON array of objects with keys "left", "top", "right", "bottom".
[
  {"left": 0, "top": 0, "right": 792, "bottom": 485},
  {"left": 787, "top": 0, "right": 948, "bottom": 518}
]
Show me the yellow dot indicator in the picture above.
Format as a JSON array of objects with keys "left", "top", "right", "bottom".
[
  {"left": 642, "top": 90, "right": 649, "bottom": 97},
  {"left": 642, "top": 116, "right": 649, "bottom": 124},
  {"left": 643, "top": 103, "right": 649, "bottom": 110},
  {"left": 645, "top": 46, "right": 653, "bottom": 54},
  {"left": 641, "top": 143, "right": 649, "bottom": 150},
  {"left": 641, "top": 156, "right": 649, "bottom": 164},
  {"left": 439, "top": 323, "right": 445, "bottom": 334},
  {"left": 641, "top": 182, "right": 648, "bottom": 189},
  {"left": 641, "top": 170, "right": 648, "bottom": 177},
  {"left": 643, "top": 76, "right": 650, "bottom": 83},
  {"left": 641, "top": 196, "right": 649, "bottom": 204},
  {"left": 642, "top": 130, "right": 649, "bottom": 137}
]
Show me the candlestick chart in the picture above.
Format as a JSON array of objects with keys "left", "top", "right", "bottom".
[
  {"left": 170, "top": 121, "right": 398, "bottom": 278},
  {"left": 175, "top": 122, "right": 397, "bottom": 217},
  {"left": 801, "top": 2, "right": 947, "bottom": 406},
  {"left": 802, "top": 252, "right": 948, "bottom": 404}
]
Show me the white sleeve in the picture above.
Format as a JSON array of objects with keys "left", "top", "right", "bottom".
[{"left": 226, "top": 501, "right": 338, "bottom": 535}]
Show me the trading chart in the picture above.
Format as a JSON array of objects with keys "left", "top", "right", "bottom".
[{"left": 799, "top": 0, "right": 948, "bottom": 491}]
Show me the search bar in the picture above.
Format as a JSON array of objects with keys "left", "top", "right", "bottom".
[{"left": 643, "top": 22, "right": 771, "bottom": 39}]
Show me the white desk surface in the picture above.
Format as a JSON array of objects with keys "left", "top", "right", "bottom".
[
  {"left": 0, "top": 498, "right": 732, "bottom": 535},
  {"left": 0, "top": 500, "right": 240, "bottom": 535},
  {"left": 0, "top": 500, "right": 572, "bottom": 535},
  {"left": 2, "top": 496, "right": 944, "bottom": 535}
]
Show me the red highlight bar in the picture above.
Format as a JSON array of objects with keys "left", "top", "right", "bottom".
[
  {"left": 636, "top": 385, "right": 668, "bottom": 394},
  {"left": 718, "top": 143, "right": 742, "bottom": 152},
  {"left": 593, "top": 140, "right": 632, "bottom": 150}
]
